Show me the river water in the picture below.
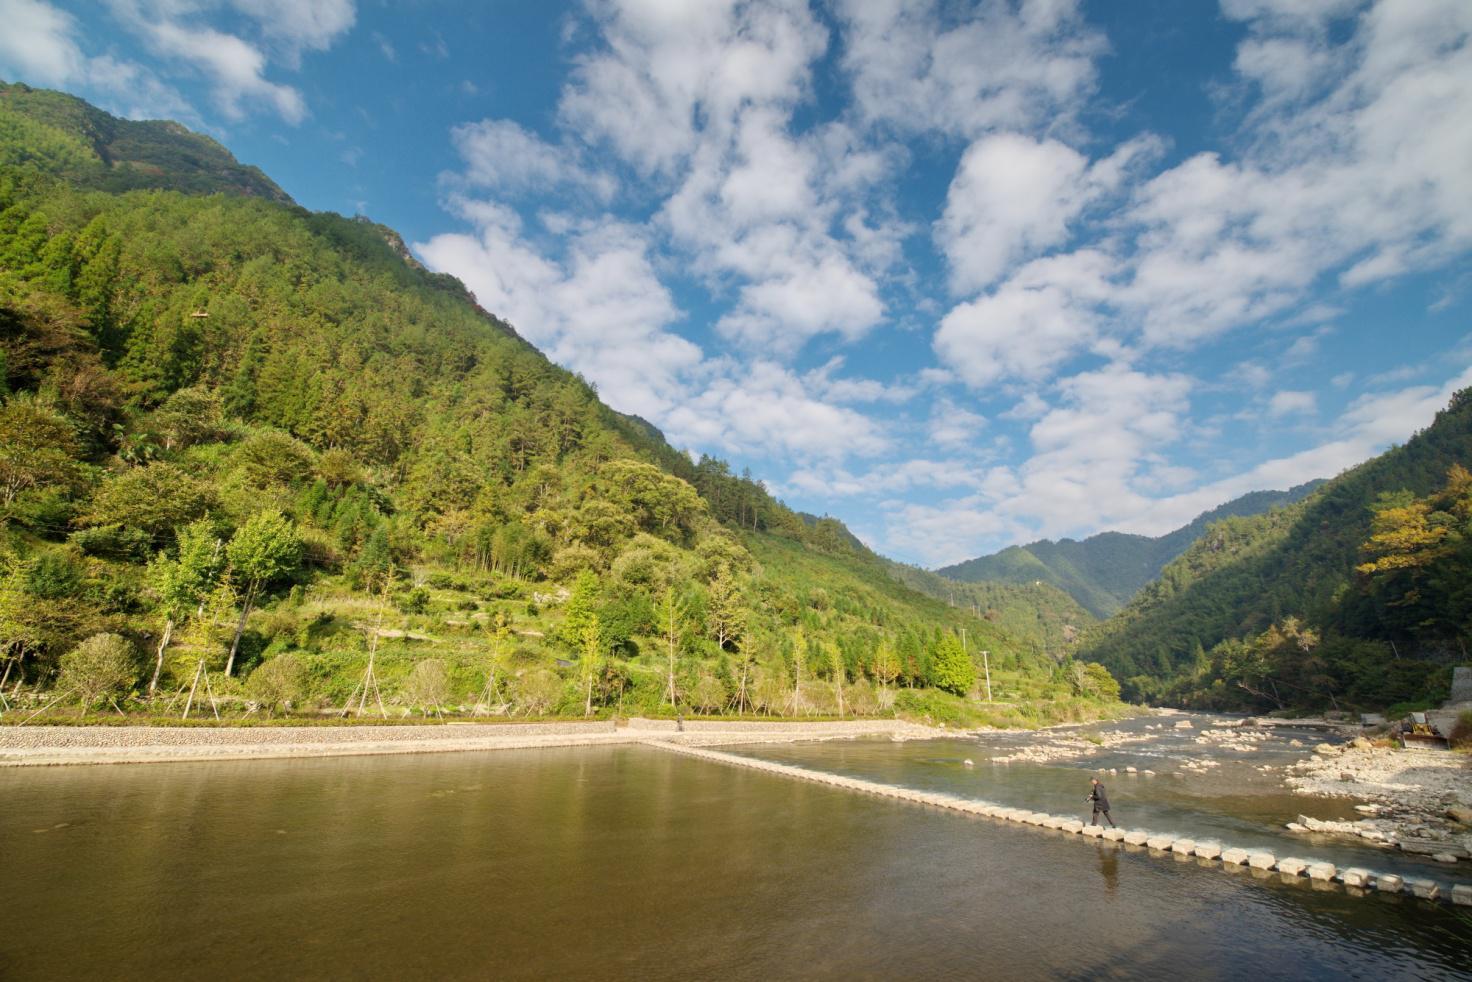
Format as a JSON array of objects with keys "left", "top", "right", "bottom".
[{"left": 4, "top": 734, "right": 1470, "bottom": 979}]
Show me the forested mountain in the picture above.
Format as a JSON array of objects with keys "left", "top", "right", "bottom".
[
  {"left": 936, "top": 482, "right": 1324, "bottom": 617},
  {"left": 1078, "top": 392, "right": 1472, "bottom": 712},
  {"left": 883, "top": 561, "right": 1094, "bottom": 656},
  {"left": 0, "top": 83, "right": 1123, "bottom": 725}
]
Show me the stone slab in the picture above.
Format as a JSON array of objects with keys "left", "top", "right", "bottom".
[
  {"left": 1276, "top": 857, "right": 1309, "bottom": 877},
  {"left": 1194, "top": 842, "right": 1222, "bottom": 861},
  {"left": 1123, "top": 831, "right": 1150, "bottom": 846},
  {"left": 1307, "top": 862, "right": 1337, "bottom": 882},
  {"left": 1248, "top": 852, "right": 1278, "bottom": 870},
  {"left": 1406, "top": 878, "right": 1440, "bottom": 900},
  {"left": 1376, "top": 873, "right": 1404, "bottom": 893},
  {"left": 1340, "top": 867, "right": 1373, "bottom": 888},
  {"left": 1221, "top": 848, "right": 1251, "bottom": 865},
  {"left": 1146, "top": 835, "right": 1175, "bottom": 851},
  {"left": 1452, "top": 884, "right": 1472, "bottom": 906},
  {"left": 1081, "top": 825, "right": 1105, "bottom": 838},
  {"left": 1061, "top": 820, "right": 1084, "bottom": 834},
  {"left": 1171, "top": 839, "right": 1197, "bottom": 856},
  {"left": 1102, "top": 828, "right": 1126, "bottom": 842}
]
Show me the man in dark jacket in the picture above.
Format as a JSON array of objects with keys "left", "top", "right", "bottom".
[{"left": 1087, "top": 778, "right": 1115, "bottom": 827}]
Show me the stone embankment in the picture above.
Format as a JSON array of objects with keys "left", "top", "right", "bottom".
[
  {"left": 0, "top": 718, "right": 950, "bottom": 767},
  {"left": 648, "top": 742, "right": 1472, "bottom": 908}
]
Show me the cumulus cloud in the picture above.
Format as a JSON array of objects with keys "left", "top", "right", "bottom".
[{"left": 450, "top": 118, "right": 615, "bottom": 200}]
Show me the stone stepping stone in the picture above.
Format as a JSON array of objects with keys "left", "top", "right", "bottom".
[
  {"left": 1221, "top": 848, "right": 1251, "bottom": 866},
  {"left": 1452, "top": 884, "right": 1472, "bottom": 906},
  {"left": 1194, "top": 842, "right": 1222, "bottom": 860},
  {"left": 1276, "top": 857, "right": 1308, "bottom": 877},
  {"left": 1081, "top": 825, "right": 1105, "bottom": 838},
  {"left": 1307, "top": 862, "right": 1337, "bottom": 882},
  {"left": 1376, "top": 873, "right": 1404, "bottom": 893},
  {"left": 1061, "top": 820, "right": 1084, "bottom": 834},
  {"left": 1406, "top": 878, "right": 1440, "bottom": 900},
  {"left": 1339, "top": 868, "right": 1372, "bottom": 887},
  {"left": 1146, "top": 835, "right": 1175, "bottom": 850},
  {"left": 1171, "top": 838, "right": 1197, "bottom": 856},
  {"left": 1102, "top": 828, "right": 1126, "bottom": 842},
  {"left": 1123, "top": 830, "right": 1151, "bottom": 846},
  {"left": 1247, "top": 852, "right": 1277, "bottom": 870}
]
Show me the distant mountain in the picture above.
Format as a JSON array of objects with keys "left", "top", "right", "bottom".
[
  {"left": 884, "top": 560, "right": 1096, "bottom": 657},
  {"left": 1078, "top": 390, "right": 1472, "bottom": 712},
  {"left": 935, "top": 482, "right": 1325, "bottom": 617}
]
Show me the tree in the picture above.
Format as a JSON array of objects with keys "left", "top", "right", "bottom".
[
  {"left": 59, "top": 633, "right": 138, "bottom": 712},
  {"left": 580, "top": 615, "right": 603, "bottom": 717},
  {"left": 707, "top": 566, "right": 748, "bottom": 652},
  {"left": 246, "top": 654, "right": 308, "bottom": 715},
  {"left": 0, "top": 394, "right": 81, "bottom": 513},
  {"left": 559, "top": 569, "right": 600, "bottom": 649},
  {"left": 827, "top": 640, "right": 846, "bottom": 717},
  {"left": 929, "top": 633, "right": 976, "bottom": 696},
  {"left": 224, "top": 510, "right": 302, "bottom": 675},
  {"left": 402, "top": 658, "right": 450, "bottom": 715},
  {"left": 661, "top": 586, "right": 684, "bottom": 709},
  {"left": 871, "top": 638, "right": 901, "bottom": 691},
  {"left": 146, "top": 518, "right": 224, "bottom": 695}
]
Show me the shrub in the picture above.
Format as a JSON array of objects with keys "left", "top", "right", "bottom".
[
  {"left": 515, "top": 668, "right": 564, "bottom": 716},
  {"left": 400, "top": 658, "right": 450, "bottom": 711},
  {"left": 59, "top": 633, "right": 138, "bottom": 709},
  {"left": 246, "top": 654, "right": 309, "bottom": 714},
  {"left": 1450, "top": 710, "right": 1472, "bottom": 750}
]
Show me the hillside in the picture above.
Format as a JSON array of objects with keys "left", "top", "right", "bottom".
[
  {"left": 1078, "top": 392, "right": 1472, "bottom": 712},
  {"left": 883, "top": 561, "right": 1095, "bottom": 657},
  {"left": 936, "top": 482, "right": 1324, "bottom": 617},
  {"left": 0, "top": 84, "right": 1124, "bottom": 726}
]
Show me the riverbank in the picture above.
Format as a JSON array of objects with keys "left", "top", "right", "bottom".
[{"left": 0, "top": 717, "right": 954, "bottom": 767}]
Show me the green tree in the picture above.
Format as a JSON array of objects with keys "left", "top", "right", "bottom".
[
  {"left": 929, "top": 633, "right": 976, "bottom": 696},
  {"left": 0, "top": 394, "right": 81, "bottom": 514},
  {"left": 224, "top": 510, "right": 303, "bottom": 675},
  {"left": 246, "top": 654, "right": 308, "bottom": 715},
  {"left": 146, "top": 518, "right": 224, "bottom": 695},
  {"left": 559, "top": 569, "right": 600, "bottom": 648},
  {"left": 580, "top": 615, "right": 603, "bottom": 717},
  {"left": 58, "top": 633, "right": 138, "bottom": 712}
]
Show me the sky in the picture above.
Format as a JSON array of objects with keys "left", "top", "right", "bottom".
[{"left": 2, "top": 0, "right": 1470, "bottom": 568}]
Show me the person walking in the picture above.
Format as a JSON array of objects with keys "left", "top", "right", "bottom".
[{"left": 1087, "top": 777, "right": 1115, "bottom": 827}]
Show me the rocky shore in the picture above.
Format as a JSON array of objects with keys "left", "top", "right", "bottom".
[{"left": 1285, "top": 739, "right": 1472, "bottom": 864}]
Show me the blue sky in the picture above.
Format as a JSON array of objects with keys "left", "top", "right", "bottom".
[{"left": 3, "top": 0, "right": 1470, "bottom": 567}]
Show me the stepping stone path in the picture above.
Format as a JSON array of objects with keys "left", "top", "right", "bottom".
[{"left": 642, "top": 741, "right": 1469, "bottom": 907}]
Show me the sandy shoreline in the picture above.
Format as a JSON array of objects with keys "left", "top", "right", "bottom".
[{"left": 0, "top": 718, "right": 955, "bottom": 767}]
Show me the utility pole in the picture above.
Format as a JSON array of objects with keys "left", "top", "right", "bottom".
[{"left": 982, "top": 649, "right": 993, "bottom": 703}]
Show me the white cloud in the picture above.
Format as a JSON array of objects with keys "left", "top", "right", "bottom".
[
  {"left": 0, "top": 0, "right": 82, "bottom": 84},
  {"left": 1268, "top": 389, "right": 1317, "bottom": 416},
  {"left": 450, "top": 118, "right": 614, "bottom": 200},
  {"left": 834, "top": 0, "right": 1105, "bottom": 138}
]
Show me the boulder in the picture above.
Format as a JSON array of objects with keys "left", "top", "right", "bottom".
[
  {"left": 1174, "top": 721, "right": 1193, "bottom": 730},
  {"left": 1447, "top": 807, "right": 1472, "bottom": 826},
  {"left": 1221, "top": 848, "right": 1251, "bottom": 865},
  {"left": 1406, "top": 878, "right": 1440, "bottom": 901},
  {"left": 1339, "top": 867, "right": 1373, "bottom": 887},
  {"left": 1313, "top": 743, "right": 1338, "bottom": 756},
  {"left": 1432, "top": 853, "right": 1458, "bottom": 864},
  {"left": 1307, "top": 862, "right": 1337, "bottom": 882},
  {"left": 1248, "top": 852, "right": 1278, "bottom": 870},
  {"left": 1376, "top": 873, "right": 1404, "bottom": 893}
]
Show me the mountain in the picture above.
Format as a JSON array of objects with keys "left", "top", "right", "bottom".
[
  {"left": 0, "top": 83, "right": 1125, "bottom": 725},
  {"left": 883, "top": 560, "right": 1095, "bottom": 657},
  {"left": 0, "top": 82, "right": 290, "bottom": 203},
  {"left": 935, "top": 482, "right": 1325, "bottom": 617},
  {"left": 1077, "top": 391, "right": 1472, "bottom": 712}
]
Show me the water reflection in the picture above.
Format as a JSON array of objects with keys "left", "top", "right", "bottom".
[{"left": 1098, "top": 845, "right": 1119, "bottom": 896}]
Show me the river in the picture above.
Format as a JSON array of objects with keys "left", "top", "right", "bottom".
[{"left": 3, "top": 735, "right": 1469, "bottom": 979}]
